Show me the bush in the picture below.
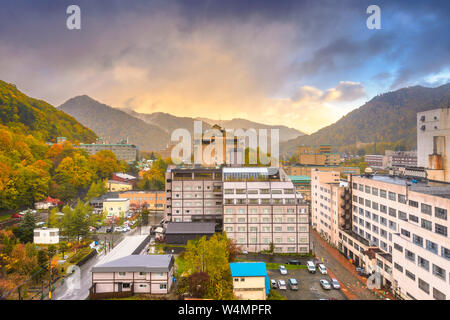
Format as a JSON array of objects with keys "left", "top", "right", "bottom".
[{"left": 68, "top": 247, "right": 92, "bottom": 264}]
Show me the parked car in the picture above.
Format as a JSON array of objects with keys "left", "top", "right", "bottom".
[
  {"left": 287, "top": 259, "right": 301, "bottom": 265},
  {"left": 106, "top": 227, "right": 113, "bottom": 233},
  {"left": 270, "top": 279, "right": 278, "bottom": 289},
  {"left": 288, "top": 278, "right": 298, "bottom": 290},
  {"left": 307, "top": 261, "right": 316, "bottom": 273},
  {"left": 330, "top": 278, "right": 340, "bottom": 289},
  {"left": 277, "top": 280, "right": 287, "bottom": 290},
  {"left": 122, "top": 226, "right": 131, "bottom": 232},
  {"left": 11, "top": 213, "right": 22, "bottom": 219},
  {"left": 279, "top": 265, "right": 287, "bottom": 275},
  {"left": 318, "top": 263, "right": 327, "bottom": 275},
  {"left": 242, "top": 250, "right": 248, "bottom": 255},
  {"left": 115, "top": 227, "right": 125, "bottom": 232},
  {"left": 320, "top": 279, "right": 331, "bottom": 290}
]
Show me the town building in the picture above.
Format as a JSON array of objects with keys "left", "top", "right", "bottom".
[
  {"left": 119, "top": 191, "right": 165, "bottom": 211},
  {"left": 222, "top": 167, "right": 310, "bottom": 254},
  {"left": 165, "top": 222, "right": 216, "bottom": 244},
  {"left": 76, "top": 141, "right": 138, "bottom": 163},
  {"left": 343, "top": 173, "right": 450, "bottom": 300},
  {"left": 34, "top": 228, "right": 59, "bottom": 244},
  {"left": 365, "top": 154, "right": 387, "bottom": 169},
  {"left": 229, "top": 262, "right": 270, "bottom": 300},
  {"left": 89, "top": 192, "right": 120, "bottom": 213},
  {"left": 90, "top": 254, "right": 174, "bottom": 298},
  {"left": 311, "top": 170, "right": 351, "bottom": 247},
  {"left": 165, "top": 167, "right": 223, "bottom": 225},
  {"left": 288, "top": 175, "right": 312, "bottom": 202},
  {"left": 297, "top": 145, "right": 340, "bottom": 166},
  {"left": 386, "top": 150, "right": 417, "bottom": 167},
  {"left": 106, "top": 179, "right": 133, "bottom": 192},
  {"left": 283, "top": 164, "right": 360, "bottom": 177},
  {"left": 111, "top": 173, "right": 137, "bottom": 187},
  {"left": 417, "top": 108, "right": 450, "bottom": 182},
  {"left": 103, "top": 198, "right": 130, "bottom": 218}
]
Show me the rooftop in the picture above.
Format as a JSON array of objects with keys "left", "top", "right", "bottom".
[
  {"left": 114, "top": 173, "right": 137, "bottom": 180},
  {"left": 92, "top": 254, "right": 173, "bottom": 273},
  {"left": 288, "top": 175, "right": 311, "bottom": 182},
  {"left": 229, "top": 262, "right": 270, "bottom": 294},
  {"left": 165, "top": 222, "right": 216, "bottom": 234}
]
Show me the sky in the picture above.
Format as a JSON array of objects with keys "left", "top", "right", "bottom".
[{"left": 0, "top": 0, "right": 449, "bottom": 134}]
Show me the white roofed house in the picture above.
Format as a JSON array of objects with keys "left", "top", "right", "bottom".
[{"left": 89, "top": 254, "right": 174, "bottom": 299}]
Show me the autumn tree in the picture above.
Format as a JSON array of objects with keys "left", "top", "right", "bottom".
[
  {"left": 90, "top": 150, "right": 119, "bottom": 180},
  {"left": 18, "top": 210, "right": 36, "bottom": 243}
]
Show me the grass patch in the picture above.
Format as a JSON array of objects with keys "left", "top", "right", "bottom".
[
  {"left": 0, "top": 213, "right": 12, "bottom": 222},
  {"left": 175, "top": 255, "right": 188, "bottom": 277},
  {"left": 267, "top": 289, "right": 287, "bottom": 300},
  {"left": 266, "top": 262, "right": 307, "bottom": 270}
]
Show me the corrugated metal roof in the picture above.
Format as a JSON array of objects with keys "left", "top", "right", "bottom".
[
  {"left": 92, "top": 254, "right": 173, "bottom": 273},
  {"left": 165, "top": 222, "right": 216, "bottom": 234},
  {"left": 229, "top": 262, "right": 269, "bottom": 294}
]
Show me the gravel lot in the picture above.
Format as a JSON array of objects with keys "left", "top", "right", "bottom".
[{"left": 268, "top": 268, "right": 347, "bottom": 300}]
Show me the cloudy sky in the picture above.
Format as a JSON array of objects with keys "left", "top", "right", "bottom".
[{"left": 0, "top": 0, "right": 449, "bottom": 133}]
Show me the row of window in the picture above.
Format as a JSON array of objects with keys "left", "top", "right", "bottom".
[
  {"left": 394, "top": 266, "right": 447, "bottom": 300},
  {"left": 224, "top": 188, "right": 295, "bottom": 195},
  {"left": 225, "top": 225, "right": 308, "bottom": 232},
  {"left": 224, "top": 216, "right": 308, "bottom": 223},
  {"left": 234, "top": 236, "right": 308, "bottom": 245},
  {"left": 224, "top": 207, "right": 307, "bottom": 214}
]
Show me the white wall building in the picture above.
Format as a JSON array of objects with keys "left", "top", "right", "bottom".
[{"left": 34, "top": 228, "right": 59, "bottom": 244}]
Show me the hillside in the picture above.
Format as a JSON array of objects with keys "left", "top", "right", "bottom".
[
  {"left": 197, "top": 117, "right": 304, "bottom": 142},
  {"left": 58, "top": 96, "right": 170, "bottom": 151},
  {"left": 280, "top": 83, "right": 450, "bottom": 155},
  {"left": 0, "top": 80, "right": 97, "bottom": 143}
]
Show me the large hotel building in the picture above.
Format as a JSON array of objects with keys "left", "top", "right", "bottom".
[{"left": 164, "top": 166, "right": 309, "bottom": 254}]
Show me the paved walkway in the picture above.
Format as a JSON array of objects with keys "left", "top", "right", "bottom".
[{"left": 310, "top": 229, "right": 387, "bottom": 300}]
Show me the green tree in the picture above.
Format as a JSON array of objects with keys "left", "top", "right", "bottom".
[
  {"left": 18, "top": 210, "right": 36, "bottom": 243},
  {"left": 37, "top": 250, "right": 48, "bottom": 269},
  {"left": 47, "top": 207, "right": 60, "bottom": 228},
  {"left": 48, "top": 245, "right": 57, "bottom": 259},
  {"left": 58, "top": 242, "right": 68, "bottom": 260}
]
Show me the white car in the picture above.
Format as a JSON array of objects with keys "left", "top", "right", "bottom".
[
  {"left": 279, "top": 265, "right": 287, "bottom": 275},
  {"left": 318, "top": 263, "right": 327, "bottom": 275},
  {"left": 122, "top": 226, "right": 131, "bottom": 232},
  {"left": 330, "top": 278, "right": 340, "bottom": 289},
  {"left": 277, "top": 280, "right": 287, "bottom": 290},
  {"left": 114, "top": 226, "right": 124, "bottom": 232},
  {"left": 320, "top": 279, "right": 331, "bottom": 290}
]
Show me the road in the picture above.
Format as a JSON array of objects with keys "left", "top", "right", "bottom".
[
  {"left": 310, "top": 230, "right": 378, "bottom": 300},
  {"left": 53, "top": 224, "right": 152, "bottom": 300}
]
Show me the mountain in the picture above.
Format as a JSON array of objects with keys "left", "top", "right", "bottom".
[
  {"left": 58, "top": 96, "right": 169, "bottom": 151},
  {"left": 121, "top": 109, "right": 304, "bottom": 143},
  {"left": 196, "top": 117, "right": 304, "bottom": 142},
  {"left": 280, "top": 83, "right": 450, "bottom": 155},
  {"left": 0, "top": 80, "right": 97, "bottom": 143}
]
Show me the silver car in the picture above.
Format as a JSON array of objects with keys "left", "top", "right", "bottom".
[
  {"left": 277, "top": 280, "right": 287, "bottom": 290},
  {"left": 320, "top": 279, "right": 331, "bottom": 290},
  {"left": 330, "top": 278, "right": 340, "bottom": 289},
  {"left": 279, "top": 265, "right": 287, "bottom": 275}
]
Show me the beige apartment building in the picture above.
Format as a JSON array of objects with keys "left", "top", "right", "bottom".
[
  {"left": 344, "top": 174, "right": 450, "bottom": 300},
  {"left": 76, "top": 142, "right": 137, "bottom": 163},
  {"left": 417, "top": 108, "right": 450, "bottom": 182},
  {"left": 311, "top": 170, "right": 351, "bottom": 247},
  {"left": 283, "top": 164, "right": 360, "bottom": 177},
  {"left": 165, "top": 167, "right": 223, "bottom": 224},
  {"left": 222, "top": 167, "right": 309, "bottom": 254},
  {"left": 119, "top": 191, "right": 165, "bottom": 211}
]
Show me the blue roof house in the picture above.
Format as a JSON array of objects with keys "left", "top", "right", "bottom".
[{"left": 229, "top": 262, "right": 270, "bottom": 300}]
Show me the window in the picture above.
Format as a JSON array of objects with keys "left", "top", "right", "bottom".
[
  {"left": 398, "top": 194, "right": 406, "bottom": 204},
  {"left": 365, "top": 199, "right": 371, "bottom": 207},
  {"left": 432, "top": 264, "right": 446, "bottom": 281},
  {"left": 380, "top": 217, "right": 387, "bottom": 226},
  {"left": 435, "top": 223, "right": 447, "bottom": 237},
  {"left": 426, "top": 240, "right": 438, "bottom": 254},
  {"left": 380, "top": 190, "right": 386, "bottom": 198},
  {"left": 372, "top": 202, "right": 379, "bottom": 211},
  {"left": 405, "top": 249, "right": 415, "bottom": 262},
  {"left": 398, "top": 211, "right": 407, "bottom": 221},
  {"left": 389, "top": 220, "right": 397, "bottom": 231},
  {"left": 421, "top": 203, "right": 432, "bottom": 215},
  {"left": 388, "top": 207, "right": 396, "bottom": 217},
  {"left": 388, "top": 192, "right": 396, "bottom": 201},
  {"left": 408, "top": 200, "right": 418, "bottom": 208},
  {"left": 365, "top": 186, "right": 371, "bottom": 193},
  {"left": 394, "top": 263, "right": 403, "bottom": 273},
  {"left": 380, "top": 205, "right": 387, "bottom": 214},
  {"left": 418, "top": 278, "right": 430, "bottom": 294},
  {"left": 435, "top": 207, "right": 447, "bottom": 220},
  {"left": 372, "top": 187, "right": 378, "bottom": 196},
  {"left": 122, "top": 283, "right": 131, "bottom": 288},
  {"left": 372, "top": 213, "right": 379, "bottom": 222},
  {"left": 433, "top": 288, "right": 446, "bottom": 300},
  {"left": 442, "top": 247, "right": 450, "bottom": 260},
  {"left": 418, "top": 256, "right": 429, "bottom": 271},
  {"left": 421, "top": 219, "right": 432, "bottom": 231},
  {"left": 409, "top": 214, "right": 419, "bottom": 223},
  {"left": 118, "top": 272, "right": 126, "bottom": 276},
  {"left": 405, "top": 270, "right": 415, "bottom": 281},
  {"left": 413, "top": 234, "right": 423, "bottom": 247},
  {"left": 160, "top": 284, "right": 167, "bottom": 289},
  {"left": 139, "top": 272, "right": 146, "bottom": 276},
  {"left": 394, "top": 243, "right": 403, "bottom": 252}
]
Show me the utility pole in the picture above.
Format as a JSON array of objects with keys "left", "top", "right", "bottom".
[{"left": 48, "top": 255, "right": 52, "bottom": 300}]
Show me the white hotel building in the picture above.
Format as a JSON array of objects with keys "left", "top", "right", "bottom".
[
  {"left": 346, "top": 174, "right": 450, "bottom": 300},
  {"left": 222, "top": 167, "right": 310, "bottom": 254}
]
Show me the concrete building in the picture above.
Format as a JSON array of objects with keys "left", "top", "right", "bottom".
[
  {"left": 417, "top": 108, "right": 450, "bottom": 182},
  {"left": 365, "top": 154, "right": 387, "bottom": 169},
  {"left": 165, "top": 167, "right": 223, "bottom": 225},
  {"left": 119, "top": 191, "right": 165, "bottom": 211},
  {"left": 76, "top": 142, "right": 137, "bottom": 163},
  {"left": 229, "top": 262, "right": 270, "bottom": 300},
  {"left": 165, "top": 222, "right": 216, "bottom": 244},
  {"left": 297, "top": 145, "right": 340, "bottom": 166},
  {"left": 344, "top": 173, "right": 450, "bottom": 300},
  {"left": 283, "top": 164, "right": 360, "bottom": 178},
  {"left": 111, "top": 173, "right": 137, "bottom": 187},
  {"left": 103, "top": 198, "right": 130, "bottom": 218},
  {"left": 222, "top": 167, "right": 310, "bottom": 254},
  {"left": 288, "top": 175, "right": 312, "bottom": 202},
  {"left": 106, "top": 180, "right": 133, "bottom": 192},
  {"left": 90, "top": 254, "right": 174, "bottom": 298},
  {"left": 311, "top": 170, "right": 351, "bottom": 247},
  {"left": 386, "top": 150, "right": 417, "bottom": 168},
  {"left": 33, "top": 228, "right": 59, "bottom": 244}
]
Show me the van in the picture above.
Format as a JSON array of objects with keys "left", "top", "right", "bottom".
[
  {"left": 288, "top": 278, "right": 298, "bottom": 290},
  {"left": 307, "top": 261, "right": 316, "bottom": 273}
]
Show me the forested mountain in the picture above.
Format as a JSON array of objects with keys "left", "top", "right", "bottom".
[
  {"left": 0, "top": 80, "right": 97, "bottom": 143},
  {"left": 280, "top": 83, "right": 450, "bottom": 155},
  {"left": 58, "top": 96, "right": 169, "bottom": 151}
]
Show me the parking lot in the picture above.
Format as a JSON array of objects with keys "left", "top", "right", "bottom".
[{"left": 268, "top": 267, "right": 347, "bottom": 300}]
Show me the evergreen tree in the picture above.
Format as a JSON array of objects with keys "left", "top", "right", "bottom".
[{"left": 19, "top": 210, "right": 36, "bottom": 243}]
